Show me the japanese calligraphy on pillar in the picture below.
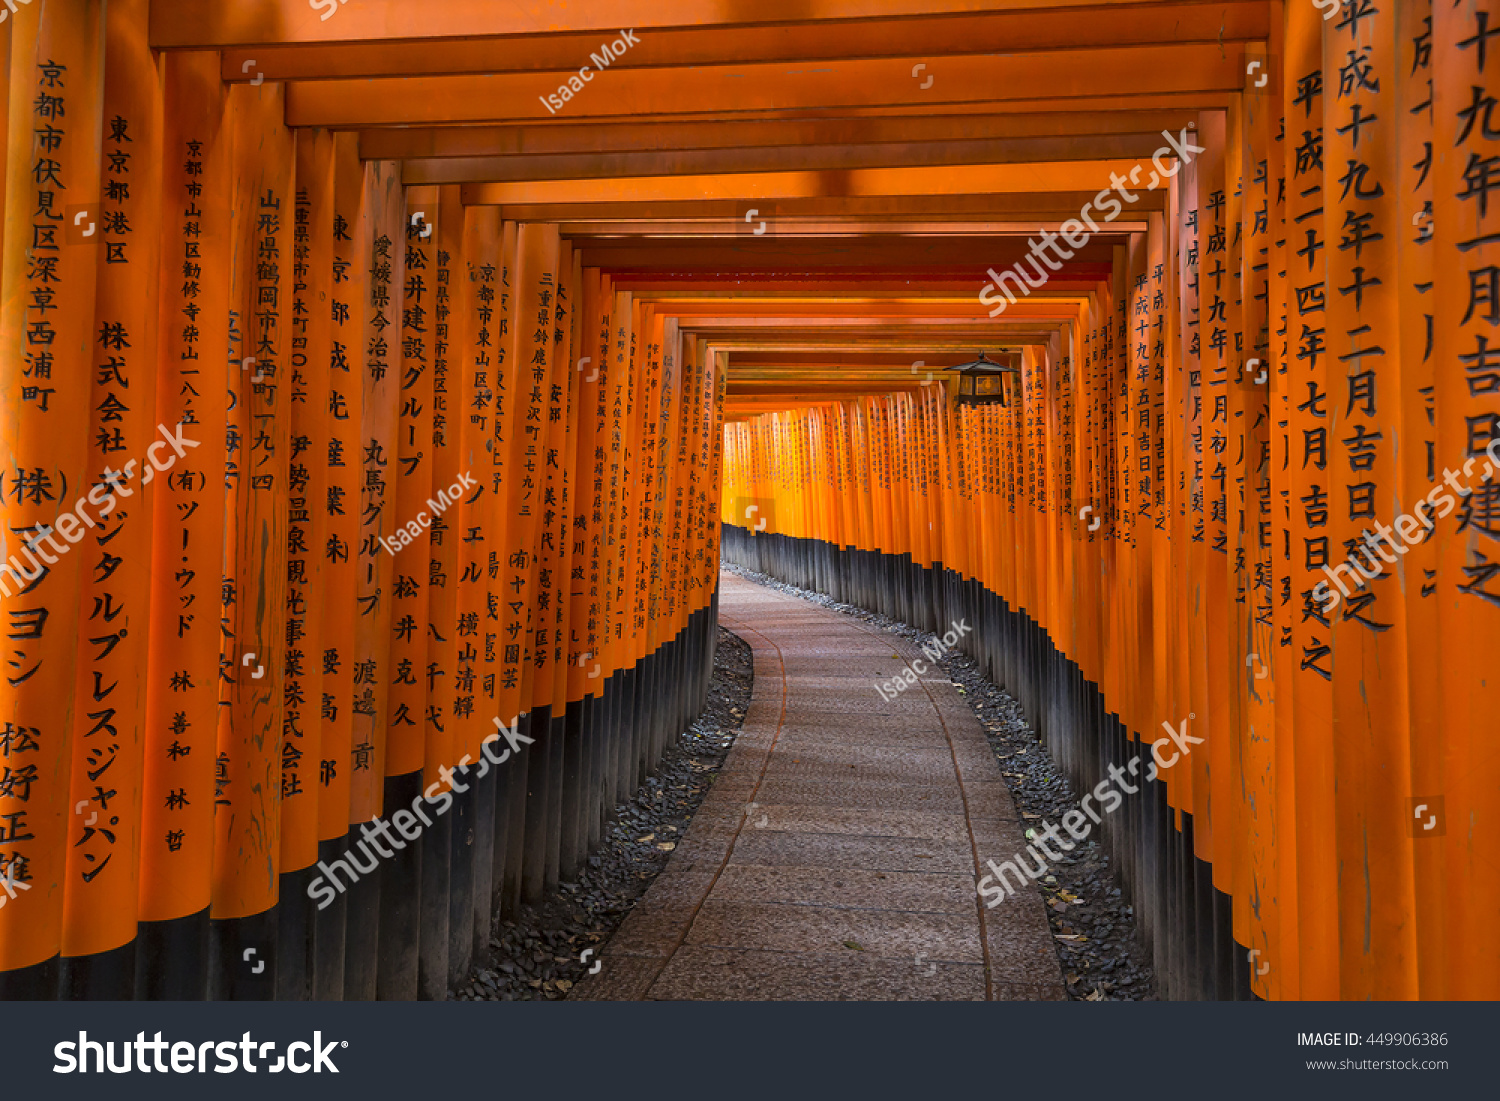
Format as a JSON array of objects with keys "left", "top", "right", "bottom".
[
  {"left": 318, "top": 132, "right": 365, "bottom": 838},
  {"left": 518, "top": 236, "right": 561, "bottom": 707},
  {"left": 383, "top": 187, "right": 437, "bottom": 780},
  {"left": 281, "top": 129, "right": 335, "bottom": 870},
  {"left": 423, "top": 188, "right": 461, "bottom": 775},
  {"left": 215, "top": 83, "right": 292, "bottom": 919},
  {"left": 140, "top": 51, "right": 229, "bottom": 928},
  {"left": 455, "top": 208, "right": 497, "bottom": 740},
  {"left": 1325, "top": 0, "right": 1415, "bottom": 999},
  {"left": 0, "top": 7, "right": 104, "bottom": 971},
  {"left": 351, "top": 162, "right": 402, "bottom": 813},
  {"left": 62, "top": 0, "right": 163, "bottom": 955},
  {"left": 1434, "top": 0, "right": 1500, "bottom": 997}
]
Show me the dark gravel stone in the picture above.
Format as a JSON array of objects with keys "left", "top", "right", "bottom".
[{"left": 449, "top": 624, "right": 753, "bottom": 1001}]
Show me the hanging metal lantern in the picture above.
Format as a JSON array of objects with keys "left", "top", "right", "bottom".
[{"left": 946, "top": 351, "right": 1021, "bottom": 407}]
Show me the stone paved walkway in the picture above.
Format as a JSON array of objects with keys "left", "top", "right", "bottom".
[{"left": 572, "top": 571, "right": 1066, "bottom": 1001}]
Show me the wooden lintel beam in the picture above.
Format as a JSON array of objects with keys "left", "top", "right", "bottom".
[
  {"left": 486, "top": 191, "right": 1169, "bottom": 221},
  {"left": 150, "top": 0, "right": 1243, "bottom": 48},
  {"left": 218, "top": 3, "right": 1266, "bottom": 80},
  {"left": 672, "top": 314, "right": 1070, "bottom": 328},
  {"left": 401, "top": 133, "right": 1176, "bottom": 186},
  {"left": 284, "top": 45, "right": 1244, "bottom": 127},
  {"left": 363, "top": 110, "right": 1219, "bottom": 162},
  {"left": 555, "top": 220, "right": 1151, "bottom": 236},
  {"left": 708, "top": 334, "right": 1070, "bottom": 354},
  {"left": 572, "top": 234, "right": 1120, "bottom": 271},
  {"left": 636, "top": 300, "right": 1079, "bottom": 318},
  {"left": 463, "top": 159, "right": 1173, "bottom": 206}
]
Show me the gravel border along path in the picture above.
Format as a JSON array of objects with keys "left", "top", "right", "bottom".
[{"left": 450, "top": 625, "right": 755, "bottom": 1001}]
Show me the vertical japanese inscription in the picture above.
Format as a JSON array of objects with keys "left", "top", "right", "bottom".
[{"left": 0, "top": 11, "right": 104, "bottom": 970}]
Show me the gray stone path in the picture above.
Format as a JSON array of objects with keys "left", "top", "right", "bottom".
[{"left": 572, "top": 571, "right": 1066, "bottom": 1001}]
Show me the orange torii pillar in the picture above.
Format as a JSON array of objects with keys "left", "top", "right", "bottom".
[
  {"left": 566, "top": 268, "right": 609, "bottom": 856},
  {"left": 548, "top": 245, "right": 585, "bottom": 881},
  {"left": 56, "top": 0, "right": 159, "bottom": 1001},
  {"left": 310, "top": 130, "right": 366, "bottom": 1002},
  {"left": 369, "top": 176, "right": 436, "bottom": 1001},
  {"left": 439, "top": 202, "right": 496, "bottom": 984},
  {"left": 418, "top": 183, "right": 463, "bottom": 1000},
  {"left": 346, "top": 158, "right": 402, "bottom": 1001},
  {"left": 513, "top": 223, "right": 561, "bottom": 905},
  {"left": 0, "top": 0, "right": 105, "bottom": 1001},
  {"left": 276, "top": 124, "right": 335, "bottom": 1000},
  {"left": 1434, "top": 0, "right": 1500, "bottom": 1000},
  {"left": 1283, "top": 0, "right": 1336, "bottom": 1002},
  {"left": 211, "top": 77, "right": 293, "bottom": 1001},
  {"left": 136, "top": 48, "right": 231, "bottom": 1001}
]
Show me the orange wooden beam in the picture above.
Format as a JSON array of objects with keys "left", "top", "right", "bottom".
[
  {"left": 359, "top": 111, "right": 1223, "bottom": 163},
  {"left": 281, "top": 46, "right": 1244, "bottom": 128},
  {"left": 463, "top": 160, "right": 1174, "bottom": 206},
  {"left": 150, "top": 0, "right": 1250, "bottom": 48},
  {"left": 219, "top": 3, "right": 1267, "bottom": 82}
]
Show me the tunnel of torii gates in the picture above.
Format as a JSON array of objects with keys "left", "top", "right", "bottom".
[{"left": 0, "top": 0, "right": 1491, "bottom": 1005}]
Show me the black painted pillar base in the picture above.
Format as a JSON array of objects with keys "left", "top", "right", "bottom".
[
  {"left": 58, "top": 940, "right": 136, "bottom": 1001},
  {"left": 521, "top": 703, "right": 553, "bottom": 905},
  {"left": 136, "top": 907, "right": 209, "bottom": 1000},
  {"left": 312, "top": 833, "right": 350, "bottom": 1001},
  {"left": 275, "top": 863, "right": 316, "bottom": 1000},
  {"left": 376, "top": 770, "right": 424, "bottom": 1000},
  {"left": 417, "top": 800, "right": 451, "bottom": 1001},
  {"left": 208, "top": 908, "right": 278, "bottom": 1000},
  {"left": 446, "top": 773, "right": 476, "bottom": 989}
]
